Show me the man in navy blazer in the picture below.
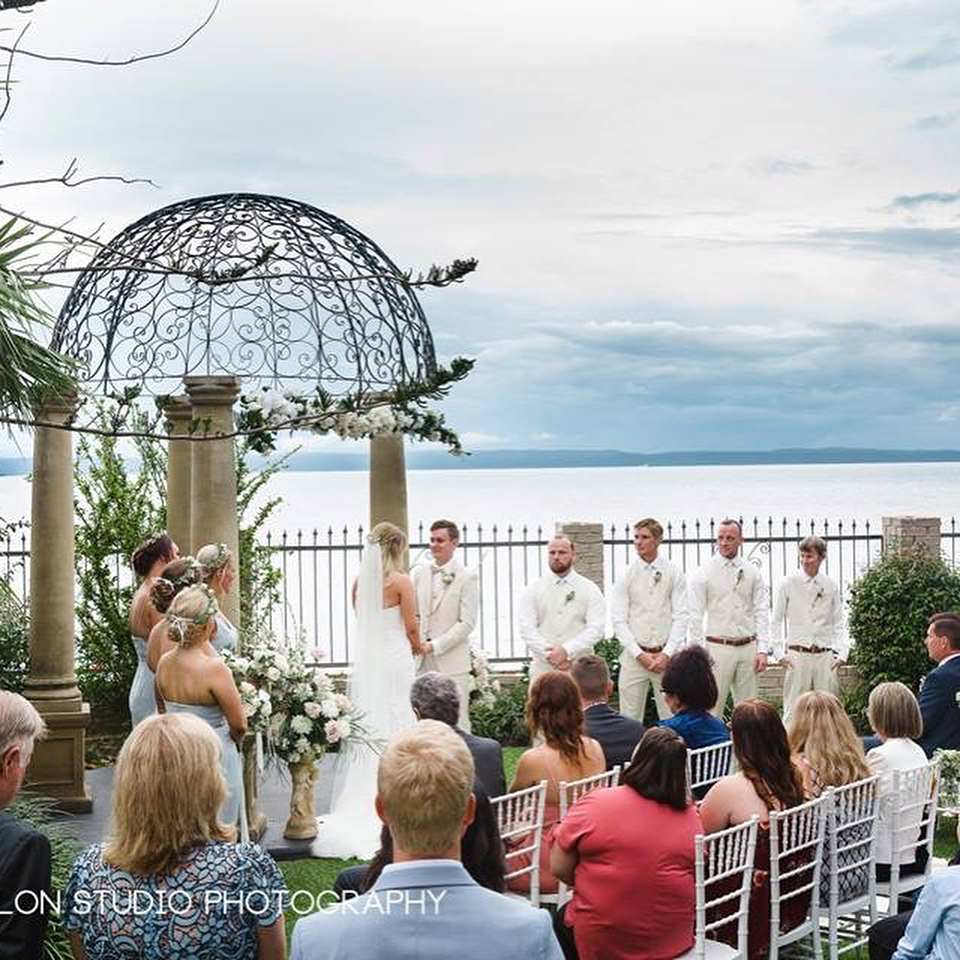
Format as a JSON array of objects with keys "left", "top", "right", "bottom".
[
  {"left": 0, "top": 692, "right": 51, "bottom": 960},
  {"left": 290, "top": 720, "right": 562, "bottom": 960},
  {"left": 917, "top": 613, "right": 960, "bottom": 757},
  {"left": 570, "top": 654, "right": 644, "bottom": 770}
]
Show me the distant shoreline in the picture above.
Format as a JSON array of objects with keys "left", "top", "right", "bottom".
[{"left": 4, "top": 447, "right": 960, "bottom": 476}]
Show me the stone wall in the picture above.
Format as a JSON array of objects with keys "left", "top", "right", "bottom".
[
  {"left": 557, "top": 521, "right": 604, "bottom": 591},
  {"left": 882, "top": 515, "right": 942, "bottom": 559}
]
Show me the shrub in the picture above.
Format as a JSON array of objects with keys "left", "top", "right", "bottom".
[
  {"left": 846, "top": 548, "right": 960, "bottom": 730},
  {"left": 0, "top": 579, "right": 29, "bottom": 693},
  {"left": 469, "top": 668, "right": 530, "bottom": 745},
  {"left": 594, "top": 636, "right": 622, "bottom": 688}
]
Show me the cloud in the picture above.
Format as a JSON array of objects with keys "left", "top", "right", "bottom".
[
  {"left": 895, "top": 36, "right": 960, "bottom": 71},
  {"left": 890, "top": 189, "right": 960, "bottom": 209},
  {"left": 749, "top": 156, "right": 819, "bottom": 176},
  {"left": 806, "top": 226, "right": 960, "bottom": 255},
  {"left": 937, "top": 405, "right": 960, "bottom": 423},
  {"left": 913, "top": 112, "right": 960, "bottom": 130}
]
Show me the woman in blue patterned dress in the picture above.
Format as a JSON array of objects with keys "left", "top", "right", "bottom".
[
  {"left": 196, "top": 542, "right": 239, "bottom": 654},
  {"left": 62, "top": 712, "right": 286, "bottom": 959},
  {"left": 128, "top": 533, "right": 179, "bottom": 727}
]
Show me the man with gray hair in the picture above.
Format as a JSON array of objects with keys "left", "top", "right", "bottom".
[
  {"left": 0, "top": 690, "right": 50, "bottom": 960},
  {"left": 410, "top": 673, "right": 505, "bottom": 798},
  {"left": 772, "top": 536, "right": 846, "bottom": 722}
]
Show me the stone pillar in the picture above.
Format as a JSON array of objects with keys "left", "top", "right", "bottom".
[
  {"left": 163, "top": 395, "right": 193, "bottom": 555},
  {"left": 184, "top": 376, "right": 241, "bottom": 627},
  {"left": 882, "top": 516, "right": 942, "bottom": 559},
  {"left": 25, "top": 395, "right": 91, "bottom": 812},
  {"left": 369, "top": 433, "right": 408, "bottom": 536},
  {"left": 557, "top": 521, "right": 604, "bottom": 593}
]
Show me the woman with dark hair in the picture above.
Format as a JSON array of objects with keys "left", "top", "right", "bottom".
[
  {"left": 145, "top": 558, "right": 202, "bottom": 672},
  {"left": 700, "top": 699, "right": 809, "bottom": 960},
  {"left": 550, "top": 727, "right": 701, "bottom": 960},
  {"left": 505, "top": 671, "right": 605, "bottom": 896},
  {"left": 128, "top": 532, "right": 178, "bottom": 727},
  {"left": 659, "top": 645, "right": 730, "bottom": 749}
]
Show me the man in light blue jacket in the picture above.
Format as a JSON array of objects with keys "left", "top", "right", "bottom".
[{"left": 290, "top": 719, "right": 562, "bottom": 960}]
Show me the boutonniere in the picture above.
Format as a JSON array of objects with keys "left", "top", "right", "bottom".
[
  {"left": 813, "top": 588, "right": 824, "bottom": 605},
  {"left": 653, "top": 570, "right": 662, "bottom": 586},
  {"left": 441, "top": 570, "right": 456, "bottom": 587},
  {"left": 564, "top": 590, "right": 576, "bottom": 604},
  {"left": 736, "top": 568, "right": 744, "bottom": 586}
]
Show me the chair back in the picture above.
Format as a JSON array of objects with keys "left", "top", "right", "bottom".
[
  {"left": 692, "top": 816, "right": 759, "bottom": 959},
  {"left": 687, "top": 741, "right": 734, "bottom": 796},
  {"left": 768, "top": 794, "right": 828, "bottom": 958},
  {"left": 491, "top": 780, "right": 548, "bottom": 907}
]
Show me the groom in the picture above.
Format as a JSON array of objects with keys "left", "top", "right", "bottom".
[{"left": 414, "top": 520, "right": 480, "bottom": 732}]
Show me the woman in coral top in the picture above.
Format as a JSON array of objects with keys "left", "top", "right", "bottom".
[{"left": 551, "top": 727, "right": 702, "bottom": 960}]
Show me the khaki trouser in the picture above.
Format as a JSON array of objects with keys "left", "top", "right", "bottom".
[
  {"left": 781, "top": 650, "right": 838, "bottom": 724},
  {"left": 419, "top": 657, "right": 472, "bottom": 732},
  {"left": 708, "top": 640, "right": 758, "bottom": 715},
  {"left": 618, "top": 654, "right": 671, "bottom": 721}
]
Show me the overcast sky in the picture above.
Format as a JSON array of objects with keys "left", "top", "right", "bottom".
[{"left": 3, "top": 0, "right": 960, "bottom": 455}]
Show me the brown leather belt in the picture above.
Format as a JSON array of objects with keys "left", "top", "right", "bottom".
[
  {"left": 706, "top": 635, "right": 756, "bottom": 648},
  {"left": 639, "top": 644, "right": 665, "bottom": 654},
  {"left": 788, "top": 644, "right": 833, "bottom": 655}
]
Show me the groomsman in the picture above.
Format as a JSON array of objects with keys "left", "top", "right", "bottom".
[
  {"left": 772, "top": 536, "right": 846, "bottom": 723},
  {"left": 413, "top": 520, "right": 479, "bottom": 732},
  {"left": 688, "top": 518, "right": 770, "bottom": 714},
  {"left": 519, "top": 536, "right": 605, "bottom": 686},
  {"left": 611, "top": 517, "right": 688, "bottom": 722}
]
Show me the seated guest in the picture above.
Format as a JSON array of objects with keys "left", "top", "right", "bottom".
[
  {"left": 334, "top": 781, "right": 505, "bottom": 898},
  {"left": 551, "top": 727, "right": 701, "bottom": 960},
  {"left": 917, "top": 613, "right": 960, "bottom": 756},
  {"left": 506, "top": 672, "right": 605, "bottom": 897},
  {"left": 569, "top": 654, "right": 643, "bottom": 770},
  {"left": 410, "top": 672, "right": 506, "bottom": 797},
  {"left": 866, "top": 682, "right": 930, "bottom": 883},
  {"left": 867, "top": 864, "right": 960, "bottom": 960},
  {"left": 63, "top": 713, "right": 286, "bottom": 960},
  {"left": 658, "top": 645, "right": 730, "bottom": 748},
  {"left": 291, "top": 720, "right": 563, "bottom": 960},
  {"left": 700, "top": 699, "right": 808, "bottom": 960},
  {"left": 0, "top": 692, "right": 50, "bottom": 960}
]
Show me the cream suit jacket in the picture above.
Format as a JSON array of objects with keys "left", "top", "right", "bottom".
[{"left": 412, "top": 556, "right": 479, "bottom": 676}]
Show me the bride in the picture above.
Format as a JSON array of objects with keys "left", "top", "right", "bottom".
[{"left": 311, "top": 521, "right": 426, "bottom": 858}]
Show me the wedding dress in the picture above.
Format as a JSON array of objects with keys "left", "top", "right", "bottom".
[{"left": 311, "top": 544, "right": 417, "bottom": 859}]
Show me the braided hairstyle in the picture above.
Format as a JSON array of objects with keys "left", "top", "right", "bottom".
[
  {"left": 196, "top": 543, "right": 232, "bottom": 585},
  {"left": 150, "top": 558, "right": 202, "bottom": 614},
  {"left": 165, "top": 585, "right": 219, "bottom": 648}
]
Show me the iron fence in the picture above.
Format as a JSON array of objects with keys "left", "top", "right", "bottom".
[{"left": 4, "top": 517, "right": 958, "bottom": 666}]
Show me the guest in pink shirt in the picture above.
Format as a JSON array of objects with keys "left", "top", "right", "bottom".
[{"left": 552, "top": 727, "right": 701, "bottom": 960}]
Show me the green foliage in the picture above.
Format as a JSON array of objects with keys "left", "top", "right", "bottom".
[
  {"left": 469, "top": 669, "right": 530, "bottom": 746},
  {"left": 846, "top": 548, "right": 960, "bottom": 729},
  {"left": 0, "top": 579, "right": 29, "bottom": 692},
  {"left": 594, "top": 636, "right": 622, "bottom": 687},
  {"left": 74, "top": 405, "right": 167, "bottom": 714},
  {"left": 8, "top": 795, "right": 82, "bottom": 960}
]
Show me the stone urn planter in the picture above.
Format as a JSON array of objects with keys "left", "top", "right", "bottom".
[{"left": 283, "top": 760, "right": 319, "bottom": 840}]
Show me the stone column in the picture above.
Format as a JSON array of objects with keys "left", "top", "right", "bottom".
[
  {"left": 25, "top": 394, "right": 91, "bottom": 812},
  {"left": 882, "top": 516, "right": 942, "bottom": 559},
  {"left": 369, "top": 433, "right": 408, "bottom": 537},
  {"left": 184, "top": 376, "right": 241, "bottom": 627},
  {"left": 557, "top": 521, "right": 605, "bottom": 593},
  {"left": 162, "top": 395, "right": 193, "bottom": 555}
]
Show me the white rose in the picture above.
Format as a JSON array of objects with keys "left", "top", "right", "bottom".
[
  {"left": 324, "top": 719, "right": 341, "bottom": 743},
  {"left": 304, "top": 701, "right": 322, "bottom": 720},
  {"left": 239, "top": 681, "right": 255, "bottom": 695},
  {"left": 274, "top": 653, "right": 290, "bottom": 673},
  {"left": 321, "top": 699, "right": 339, "bottom": 719},
  {"left": 266, "top": 666, "right": 280, "bottom": 682},
  {"left": 290, "top": 715, "right": 312, "bottom": 735},
  {"left": 335, "top": 717, "right": 352, "bottom": 740},
  {"left": 287, "top": 750, "right": 300, "bottom": 763},
  {"left": 335, "top": 694, "right": 351, "bottom": 711},
  {"left": 296, "top": 736, "right": 310, "bottom": 752}
]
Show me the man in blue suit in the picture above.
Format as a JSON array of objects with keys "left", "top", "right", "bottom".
[
  {"left": 916, "top": 613, "right": 960, "bottom": 757},
  {"left": 291, "top": 719, "right": 563, "bottom": 960}
]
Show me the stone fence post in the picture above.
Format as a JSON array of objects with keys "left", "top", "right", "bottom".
[
  {"left": 882, "top": 516, "right": 942, "bottom": 558},
  {"left": 557, "top": 521, "right": 604, "bottom": 592}
]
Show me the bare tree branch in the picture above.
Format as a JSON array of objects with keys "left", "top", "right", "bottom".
[
  {"left": 0, "top": 0, "right": 220, "bottom": 66},
  {"left": 0, "top": 21, "right": 28, "bottom": 127},
  {"left": 0, "top": 157, "right": 158, "bottom": 190}
]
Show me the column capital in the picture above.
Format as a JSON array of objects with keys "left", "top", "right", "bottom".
[
  {"left": 33, "top": 393, "right": 79, "bottom": 421},
  {"left": 159, "top": 393, "right": 194, "bottom": 426},
  {"left": 183, "top": 376, "right": 242, "bottom": 407}
]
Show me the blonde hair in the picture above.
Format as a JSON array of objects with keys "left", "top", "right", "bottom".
[
  {"left": 196, "top": 543, "right": 233, "bottom": 584},
  {"left": 104, "top": 713, "right": 232, "bottom": 875},
  {"left": 369, "top": 521, "right": 407, "bottom": 577},
  {"left": 0, "top": 691, "right": 46, "bottom": 766},
  {"left": 377, "top": 719, "right": 474, "bottom": 855},
  {"left": 868, "top": 681, "right": 923, "bottom": 739},
  {"left": 788, "top": 691, "right": 869, "bottom": 788},
  {"left": 165, "top": 585, "right": 218, "bottom": 647}
]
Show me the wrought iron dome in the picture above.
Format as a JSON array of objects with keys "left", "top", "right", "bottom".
[{"left": 51, "top": 192, "right": 438, "bottom": 398}]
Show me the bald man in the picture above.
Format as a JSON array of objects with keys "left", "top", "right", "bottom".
[{"left": 518, "top": 536, "right": 605, "bottom": 687}]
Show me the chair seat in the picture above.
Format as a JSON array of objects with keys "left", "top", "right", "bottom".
[{"left": 673, "top": 938, "right": 739, "bottom": 960}]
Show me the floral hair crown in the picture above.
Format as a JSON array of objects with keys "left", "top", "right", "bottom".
[
  {"left": 131, "top": 530, "right": 170, "bottom": 563},
  {"left": 200, "top": 543, "right": 230, "bottom": 576},
  {"left": 159, "top": 558, "right": 201, "bottom": 592},
  {"left": 166, "top": 584, "right": 219, "bottom": 642}
]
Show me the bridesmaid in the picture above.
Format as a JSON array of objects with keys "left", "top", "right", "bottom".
[
  {"left": 155, "top": 585, "right": 247, "bottom": 826},
  {"left": 128, "top": 532, "right": 178, "bottom": 727},
  {"left": 196, "top": 543, "right": 239, "bottom": 654},
  {"left": 145, "top": 557, "right": 202, "bottom": 675}
]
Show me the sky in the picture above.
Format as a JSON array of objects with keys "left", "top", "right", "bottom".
[{"left": 2, "top": 0, "right": 960, "bottom": 455}]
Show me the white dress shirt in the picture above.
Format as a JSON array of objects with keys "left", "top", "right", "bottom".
[
  {"left": 771, "top": 571, "right": 846, "bottom": 661},
  {"left": 610, "top": 555, "right": 687, "bottom": 659},
  {"left": 688, "top": 554, "right": 770, "bottom": 654},
  {"left": 866, "top": 737, "right": 929, "bottom": 864},
  {"left": 519, "top": 569, "right": 605, "bottom": 661}
]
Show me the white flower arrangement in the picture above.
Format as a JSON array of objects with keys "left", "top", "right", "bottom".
[
  {"left": 468, "top": 644, "right": 497, "bottom": 708},
  {"left": 936, "top": 749, "right": 960, "bottom": 810}
]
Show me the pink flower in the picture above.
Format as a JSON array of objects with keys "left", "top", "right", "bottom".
[{"left": 325, "top": 719, "right": 341, "bottom": 743}]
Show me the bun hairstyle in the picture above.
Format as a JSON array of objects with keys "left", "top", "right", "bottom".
[
  {"left": 196, "top": 543, "right": 233, "bottom": 584},
  {"left": 166, "top": 585, "right": 219, "bottom": 648},
  {"left": 150, "top": 558, "right": 202, "bottom": 614},
  {"left": 131, "top": 532, "right": 175, "bottom": 578},
  {"left": 368, "top": 522, "right": 407, "bottom": 577}
]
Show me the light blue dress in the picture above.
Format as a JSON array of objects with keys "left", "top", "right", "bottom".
[
  {"left": 127, "top": 636, "right": 156, "bottom": 727},
  {"left": 213, "top": 612, "right": 238, "bottom": 654},
  {"left": 165, "top": 701, "right": 242, "bottom": 826}
]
